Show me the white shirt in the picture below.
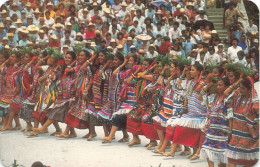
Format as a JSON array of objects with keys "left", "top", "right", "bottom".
[
  {"left": 235, "top": 58, "right": 247, "bottom": 66},
  {"left": 168, "top": 27, "right": 182, "bottom": 41},
  {"left": 227, "top": 45, "right": 242, "bottom": 61},
  {"left": 45, "top": 17, "right": 55, "bottom": 27},
  {"left": 133, "top": 16, "right": 145, "bottom": 28},
  {"left": 245, "top": 24, "right": 258, "bottom": 33},
  {"left": 204, "top": 53, "right": 220, "bottom": 65},
  {"left": 146, "top": 51, "right": 158, "bottom": 59}
]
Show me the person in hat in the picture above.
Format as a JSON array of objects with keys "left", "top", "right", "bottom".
[
  {"left": 44, "top": 3, "right": 55, "bottom": 18},
  {"left": 9, "top": 3, "right": 21, "bottom": 19},
  {"left": 146, "top": 44, "right": 158, "bottom": 59},
  {"left": 173, "top": 4, "right": 181, "bottom": 18},
  {"left": 33, "top": 8, "right": 41, "bottom": 25},
  {"left": 116, "top": 44, "right": 124, "bottom": 53},
  {"left": 79, "top": 8, "right": 90, "bottom": 25},
  {"left": 123, "top": 37, "right": 133, "bottom": 55},
  {"left": 153, "top": 10, "right": 163, "bottom": 25},
  {"left": 64, "top": 22, "right": 76, "bottom": 39},
  {"left": 25, "top": 15, "right": 34, "bottom": 27},
  {"left": 53, "top": 23, "right": 64, "bottom": 39},
  {"left": 153, "top": 22, "right": 166, "bottom": 38},
  {"left": 195, "top": 8, "right": 208, "bottom": 21},
  {"left": 84, "top": 23, "right": 96, "bottom": 40},
  {"left": 56, "top": 2, "right": 69, "bottom": 19},
  {"left": 89, "top": 2, "right": 101, "bottom": 17},
  {"left": 0, "top": 37, "right": 8, "bottom": 49},
  {"left": 28, "top": 25, "right": 39, "bottom": 43},
  {"left": 4, "top": 17, "right": 12, "bottom": 30},
  {"left": 44, "top": 11, "right": 55, "bottom": 27},
  {"left": 36, "top": 29, "right": 49, "bottom": 46},
  {"left": 49, "top": 35, "right": 60, "bottom": 48},
  {"left": 216, "top": 43, "right": 227, "bottom": 61},
  {"left": 18, "top": 30, "right": 29, "bottom": 46},
  {"left": 0, "top": 10, "right": 8, "bottom": 21},
  {"left": 194, "top": 0, "right": 205, "bottom": 9},
  {"left": 8, "top": 25, "right": 18, "bottom": 42},
  {"left": 38, "top": 17, "right": 45, "bottom": 28},
  {"left": 25, "top": 2, "right": 33, "bottom": 16}
]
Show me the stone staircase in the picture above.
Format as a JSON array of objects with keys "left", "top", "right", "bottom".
[{"left": 207, "top": 7, "right": 227, "bottom": 42}]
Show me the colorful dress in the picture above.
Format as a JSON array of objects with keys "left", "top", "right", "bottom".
[
  {"left": 10, "top": 65, "right": 34, "bottom": 114},
  {"left": 200, "top": 94, "right": 230, "bottom": 164},
  {"left": 46, "top": 71, "right": 76, "bottom": 122},
  {"left": 0, "top": 65, "right": 20, "bottom": 117},
  {"left": 86, "top": 65, "right": 108, "bottom": 126},
  {"left": 32, "top": 65, "right": 57, "bottom": 123},
  {"left": 171, "top": 80, "right": 207, "bottom": 147},
  {"left": 65, "top": 66, "right": 92, "bottom": 129},
  {"left": 20, "top": 69, "right": 41, "bottom": 122},
  {"left": 141, "top": 76, "right": 164, "bottom": 140},
  {"left": 97, "top": 70, "right": 121, "bottom": 124},
  {"left": 225, "top": 90, "right": 259, "bottom": 166}
]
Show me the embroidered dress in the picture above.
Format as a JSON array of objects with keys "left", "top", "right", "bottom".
[
  {"left": 32, "top": 65, "right": 57, "bottom": 122},
  {"left": 20, "top": 70, "right": 41, "bottom": 122},
  {"left": 46, "top": 72, "right": 76, "bottom": 122},
  {"left": 97, "top": 70, "right": 121, "bottom": 124},
  {"left": 0, "top": 65, "right": 19, "bottom": 117},
  {"left": 171, "top": 80, "right": 207, "bottom": 147},
  {"left": 65, "top": 66, "right": 92, "bottom": 129},
  {"left": 0, "top": 66, "right": 7, "bottom": 99},
  {"left": 225, "top": 90, "right": 259, "bottom": 166},
  {"left": 200, "top": 94, "right": 230, "bottom": 164},
  {"left": 10, "top": 66, "right": 34, "bottom": 114},
  {"left": 86, "top": 65, "right": 108, "bottom": 126},
  {"left": 141, "top": 77, "right": 164, "bottom": 140}
]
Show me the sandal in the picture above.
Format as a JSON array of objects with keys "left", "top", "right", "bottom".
[
  {"left": 163, "top": 152, "right": 175, "bottom": 157},
  {"left": 50, "top": 130, "right": 62, "bottom": 136},
  {"left": 12, "top": 126, "right": 21, "bottom": 130},
  {"left": 102, "top": 137, "right": 112, "bottom": 144},
  {"left": 152, "top": 149, "right": 164, "bottom": 154},
  {"left": 128, "top": 140, "right": 141, "bottom": 146},
  {"left": 87, "top": 134, "right": 97, "bottom": 141},
  {"left": 180, "top": 150, "right": 191, "bottom": 156},
  {"left": 190, "top": 154, "right": 200, "bottom": 160},
  {"left": 118, "top": 137, "right": 130, "bottom": 142},
  {"left": 27, "top": 131, "right": 39, "bottom": 137},
  {"left": 0, "top": 126, "right": 12, "bottom": 131},
  {"left": 82, "top": 133, "right": 90, "bottom": 138},
  {"left": 147, "top": 142, "right": 158, "bottom": 149},
  {"left": 68, "top": 133, "right": 77, "bottom": 138},
  {"left": 55, "top": 133, "right": 70, "bottom": 138}
]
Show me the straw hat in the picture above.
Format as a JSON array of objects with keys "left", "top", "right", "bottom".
[
  {"left": 180, "top": 8, "right": 185, "bottom": 13},
  {"left": 2, "top": 37, "right": 8, "bottom": 41},
  {"left": 38, "top": 30, "right": 44, "bottom": 34},
  {"left": 88, "top": 23, "right": 94, "bottom": 27},
  {"left": 55, "top": 23, "right": 63, "bottom": 28},
  {"left": 0, "top": 10, "right": 7, "bottom": 14},
  {"left": 4, "top": 45, "right": 11, "bottom": 49},
  {"left": 26, "top": 2, "right": 31, "bottom": 7},
  {"left": 176, "top": 4, "right": 181, "bottom": 8},
  {"left": 41, "top": 25, "right": 48, "bottom": 29},
  {"left": 28, "top": 25, "right": 39, "bottom": 32},
  {"left": 91, "top": 42, "right": 96, "bottom": 47},
  {"left": 149, "top": 44, "right": 156, "bottom": 50},
  {"left": 0, "top": 22, "right": 4, "bottom": 28},
  {"left": 6, "top": 17, "right": 11, "bottom": 21},
  {"left": 10, "top": 25, "right": 16, "bottom": 29},
  {"left": 95, "top": 30, "right": 101, "bottom": 34},
  {"left": 110, "top": 39, "right": 116, "bottom": 43},
  {"left": 122, "top": 2, "right": 127, "bottom": 7},
  {"left": 65, "top": 22, "right": 72, "bottom": 26},
  {"left": 15, "top": 19, "right": 23, "bottom": 24},
  {"left": 127, "top": 37, "right": 132, "bottom": 41},
  {"left": 117, "top": 44, "right": 123, "bottom": 49},
  {"left": 76, "top": 32, "right": 82, "bottom": 36},
  {"left": 187, "top": 2, "right": 194, "bottom": 6},
  {"left": 12, "top": 3, "right": 18, "bottom": 7},
  {"left": 130, "top": 45, "right": 136, "bottom": 49},
  {"left": 104, "top": 8, "right": 110, "bottom": 14},
  {"left": 83, "top": 8, "right": 89, "bottom": 13},
  {"left": 107, "top": 46, "right": 113, "bottom": 50},
  {"left": 51, "top": 35, "right": 58, "bottom": 40},
  {"left": 92, "top": 2, "right": 98, "bottom": 6},
  {"left": 211, "top": 30, "right": 217, "bottom": 34},
  {"left": 33, "top": 8, "right": 41, "bottom": 14},
  {"left": 46, "top": 3, "right": 53, "bottom": 7},
  {"left": 27, "top": 15, "right": 33, "bottom": 19}
]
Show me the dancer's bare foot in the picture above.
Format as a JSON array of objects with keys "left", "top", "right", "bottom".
[
  {"left": 163, "top": 152, "right": 175, "bottom": 157},
  {"left": 146, "top": 141, "right": 158, "bottom": 149},
  {"left": 50, "top": 128, "right": 62, "bottom": 136},
  {"left": 82, "top": 133, "right": 90, "bottom": 138},
  {"left": 128, "top": 139, "right": 141, "bottom": 146},
  {"left": 0, "top": 126, "right": 13, "bottom": 131},
  {"left": 87, "top": 133, "right": 97, "bottom": 141},
  {"left": 102, "top": 137, "right": 112, "bottom": 143},
  {"left": 22, "top": 126, "right": 33, "bottom": 133},
  {"left": 55, "top": 133, "right": 70, "bottom": 138}
]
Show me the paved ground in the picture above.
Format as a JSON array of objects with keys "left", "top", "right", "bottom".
[{"left": 0, "top": 121, "right": 208, "bottom": 167}]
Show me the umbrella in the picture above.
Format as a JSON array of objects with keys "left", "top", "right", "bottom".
[
  {"left": 150, "top": 0, "right": 169, "bottom": 7},
  {"left": 135, "top": 34, "right": 152, "bottom": 41},
  {"left": 193, "top": 20, "right": 214, "bottom": 30}
]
